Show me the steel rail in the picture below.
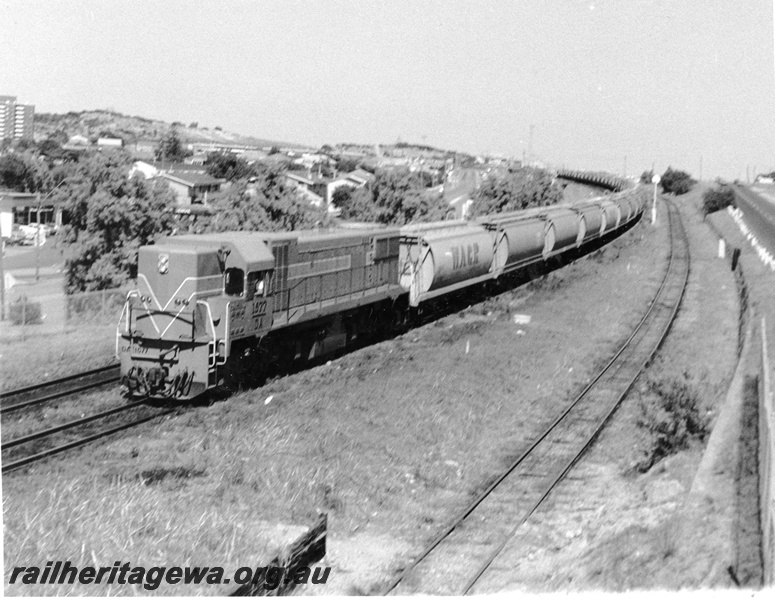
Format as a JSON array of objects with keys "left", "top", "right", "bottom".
[
  {"left": 0, "top": 364, "right": 118, "bottom": 400},
  {"left": 1, "top": 406, "right": 175, "bottom": 474},
  {"left": 2, "top": 398, "right": 149, "bottom": 450},
  {"left": 383, "top": 200, "right": 689, "bottom": 595},
  {"left": 1, "top": 365, "right": 120, "bottom": 415},
  {"left": 460, "top": 199, "right": 689, "bottom": 594}
]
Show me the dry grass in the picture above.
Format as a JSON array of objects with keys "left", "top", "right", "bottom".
[
  {"left": 470, "top": 187, "right": 746, "bottom": 593},
  {"left": 3, "top": 474, "right": 286, "bottom": 596},
  {"left": 0, "top": 323, "right": 117, "bottom": 391}
]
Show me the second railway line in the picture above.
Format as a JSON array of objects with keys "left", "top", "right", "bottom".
[{"left": 383, "top": 198, "right": 689, "bottom": 595}]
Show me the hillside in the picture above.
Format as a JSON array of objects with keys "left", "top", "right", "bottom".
[{"left": 33, "top": 109, "right": 305, "bottom": 149}]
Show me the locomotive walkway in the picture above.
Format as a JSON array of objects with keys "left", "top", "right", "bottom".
[{"left": 383, "top": 199, "right": 690, "bottom": 595}]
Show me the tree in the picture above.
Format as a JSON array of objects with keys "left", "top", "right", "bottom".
[
  {"left": 13, "top": 137, "right": 37, "bottom": 152},
  {"left": 334, "top": 168, "right": 449, "bottom": 225},
  {"left": 0, "top": 152, "right": 51, "bottom": 192},
  {"left": 701, "top": 183, "right": 735, "bottom": 215},
  {"left": 54, "top": 150, "right": 176, "bottom": 292},
  {"left": 469, "top": 166, "right": 562, "bottom": 218},
  {"left": 205, "top": 151, "right": 252, "bottom": 181},
  {"left": 200, "top": 164, "right": 325, "bottom": 233},
  {"left": 640, "top": 170, "right": 655, "bottom": 184},
  {"left": 154, "top": 129, "right": 189, "bottom": 163},
  {"left": 660, "top": 167, "right": 695, "bottom": 195},
  {"left": 331, "top": 185, "right": 355, "bottom": 210},
  {"left": 334, "top": 186, "right": 379, "bottom": 221},
  {"left": 335, "top": 156, "right": 361, "bottom": 173}
]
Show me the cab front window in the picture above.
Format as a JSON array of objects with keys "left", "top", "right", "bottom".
[{"left": 224, "top": 268, "right": 244, "bottom": 297}]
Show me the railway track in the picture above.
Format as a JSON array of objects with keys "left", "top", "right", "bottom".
[
  {"left": 1, "top": 398, "right": 176, "bottom": 474},
  {"left": 383, "top": 199, "right": 689, "bottom": 595},
  {"left": 0, "top": 364, "right": 120, "bottom": 415}
]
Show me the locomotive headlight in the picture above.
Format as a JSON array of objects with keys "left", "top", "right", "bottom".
[{"left": 158, "top": 253, "right": 169, "bottom": 275}]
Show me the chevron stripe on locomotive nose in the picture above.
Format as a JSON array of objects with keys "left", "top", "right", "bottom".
[{"left": 136, "top": 274, "right": 222, "bottom": 337}]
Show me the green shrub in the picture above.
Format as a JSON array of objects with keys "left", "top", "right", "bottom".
[
  {"left": 636, "top": 374, "right": 709, "bottom": 471},
  {"left": 660, "top": 167, "right": 696, "bottom": 195},
  {"left": 701, "top": 184, "right": 735, "bottom": 216},
  {"left": 8, "top": 295, "right": 43, "bottom": 325}
]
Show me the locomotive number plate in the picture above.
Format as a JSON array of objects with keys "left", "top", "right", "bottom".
[
  {"left": 252, "top": 300, "right": 267, "bottom": 315},
  {"left": 129, "top": 344, "right": 160, "bottom": 358}
]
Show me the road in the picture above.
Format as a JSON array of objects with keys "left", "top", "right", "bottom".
[
  {"left": 444, "top": 168, "right": 483, "bottom": 217},
  {"left": 735, "top": 185, "right": 775, "bottom": 255}
]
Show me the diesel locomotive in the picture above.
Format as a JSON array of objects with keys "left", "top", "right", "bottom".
[{"left": 117, "top": 187, "right": 645, "bottom": 399}]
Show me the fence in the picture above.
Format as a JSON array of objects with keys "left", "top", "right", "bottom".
[
  {"left": 2, "top": 285, "right": 130, "bottom": 339},
  {"left": 761, "top": 317, "right": 775, "bottom": 586}
]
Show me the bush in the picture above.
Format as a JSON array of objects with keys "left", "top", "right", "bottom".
[
  {"left": 469, "top": 166, "right": 563, "bottom": 217},
  {"left": 660, "top": 167, "right": 696, "bottom": 195},
  {"left": 701, "top": 184, "right": 735, "bottom": 216},
  {"left": 8, "top": 295, "right": 43, "bottom": 325},
  {"left": 636, "top": 374, "right": 709, "bottom": 471}
]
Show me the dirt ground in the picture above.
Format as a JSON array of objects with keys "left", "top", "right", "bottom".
[
  {"left": 474, "top": 186, "right": 752, "bottom": 593},
  {"left": 4, "top": 192, "right": 673, "bottom": 596}
]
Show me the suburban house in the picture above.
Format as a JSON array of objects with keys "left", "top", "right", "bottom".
[
  {"left": 285, "top": 172, "right": 326, "bottom": 207},
  {"left": 160, "top": 172, "right": 224, "bottom": 206},
  {"left": 342, "top": 168, "right": 376, "bottom": 188},
  {"left": 97, "top": 136, "right": 123, "bottom": 148},
  {"left": 286, "top": 169, "right": 377, "bottom": 211},
  {"left": 129, "top": 160, "right": 208, "bottom": 180}
]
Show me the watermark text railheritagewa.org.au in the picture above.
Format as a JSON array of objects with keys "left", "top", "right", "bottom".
[{"left": 8, "top": 561, "right": 331, "bottom": 591}]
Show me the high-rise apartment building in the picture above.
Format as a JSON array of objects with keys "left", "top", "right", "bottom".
[{"left": 0, "top": 95, "right": 34, "bottom": 140}]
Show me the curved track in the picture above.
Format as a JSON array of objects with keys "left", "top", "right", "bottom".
[
  {"left": 383, "top": 199, "right": 689, "bottom": 595},
  {"left": 0, "top": 365, "right": 120, "bottom": 415}
]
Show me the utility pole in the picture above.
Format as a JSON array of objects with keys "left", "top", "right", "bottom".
[
  {"left": 528, "top": 124, "right": 535, "bottom": 166},
  {"left": 623, "top": 154, "right": 627, "bottom": 178},
  {"left": 699, "top": 155, "right": 703, "bottom": 182},
  {"left": 35, "top": 192, "right": 41, "bottom": 283},
  {"left": 0, "top": 237, "right": 5, "bottom": 321}
]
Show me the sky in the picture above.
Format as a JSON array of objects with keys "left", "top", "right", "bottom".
[{"left": 1, "top": 0, "right": 774, "bottom": 180}]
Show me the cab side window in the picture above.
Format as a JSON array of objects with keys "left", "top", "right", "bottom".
[
  {"left": 247, "top": 271, "right": 266, "bottom": 297},
  {"left": 224, "top": 268, "right": 244, "bottom": 297}
]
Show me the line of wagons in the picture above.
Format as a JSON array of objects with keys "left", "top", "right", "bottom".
[{"left": 117, "top": 192, "right": 644, "bottom": 400}]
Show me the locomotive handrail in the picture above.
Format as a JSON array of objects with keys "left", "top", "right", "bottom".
[
  {"left": 196, "top": 299, "right": 218, "bottom": 343},
  {"left": 115, "top": 290, "right": 139, "bottom": 358}
]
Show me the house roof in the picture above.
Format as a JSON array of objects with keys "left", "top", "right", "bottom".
[
  {"left": 286, "top": 172, "right": 314, "bottom": 185},
  {"left": 152, "top": 161, "right": 207, "bottom": 173},
  {"left": 286, "top": 172, "right": 330, "bottom": 186},
  {"left": 346, "top": 168, "right": 376, "bottom": 184},
  {"left": 161, "top": 173, "right": 224, "bottom": 187}
]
